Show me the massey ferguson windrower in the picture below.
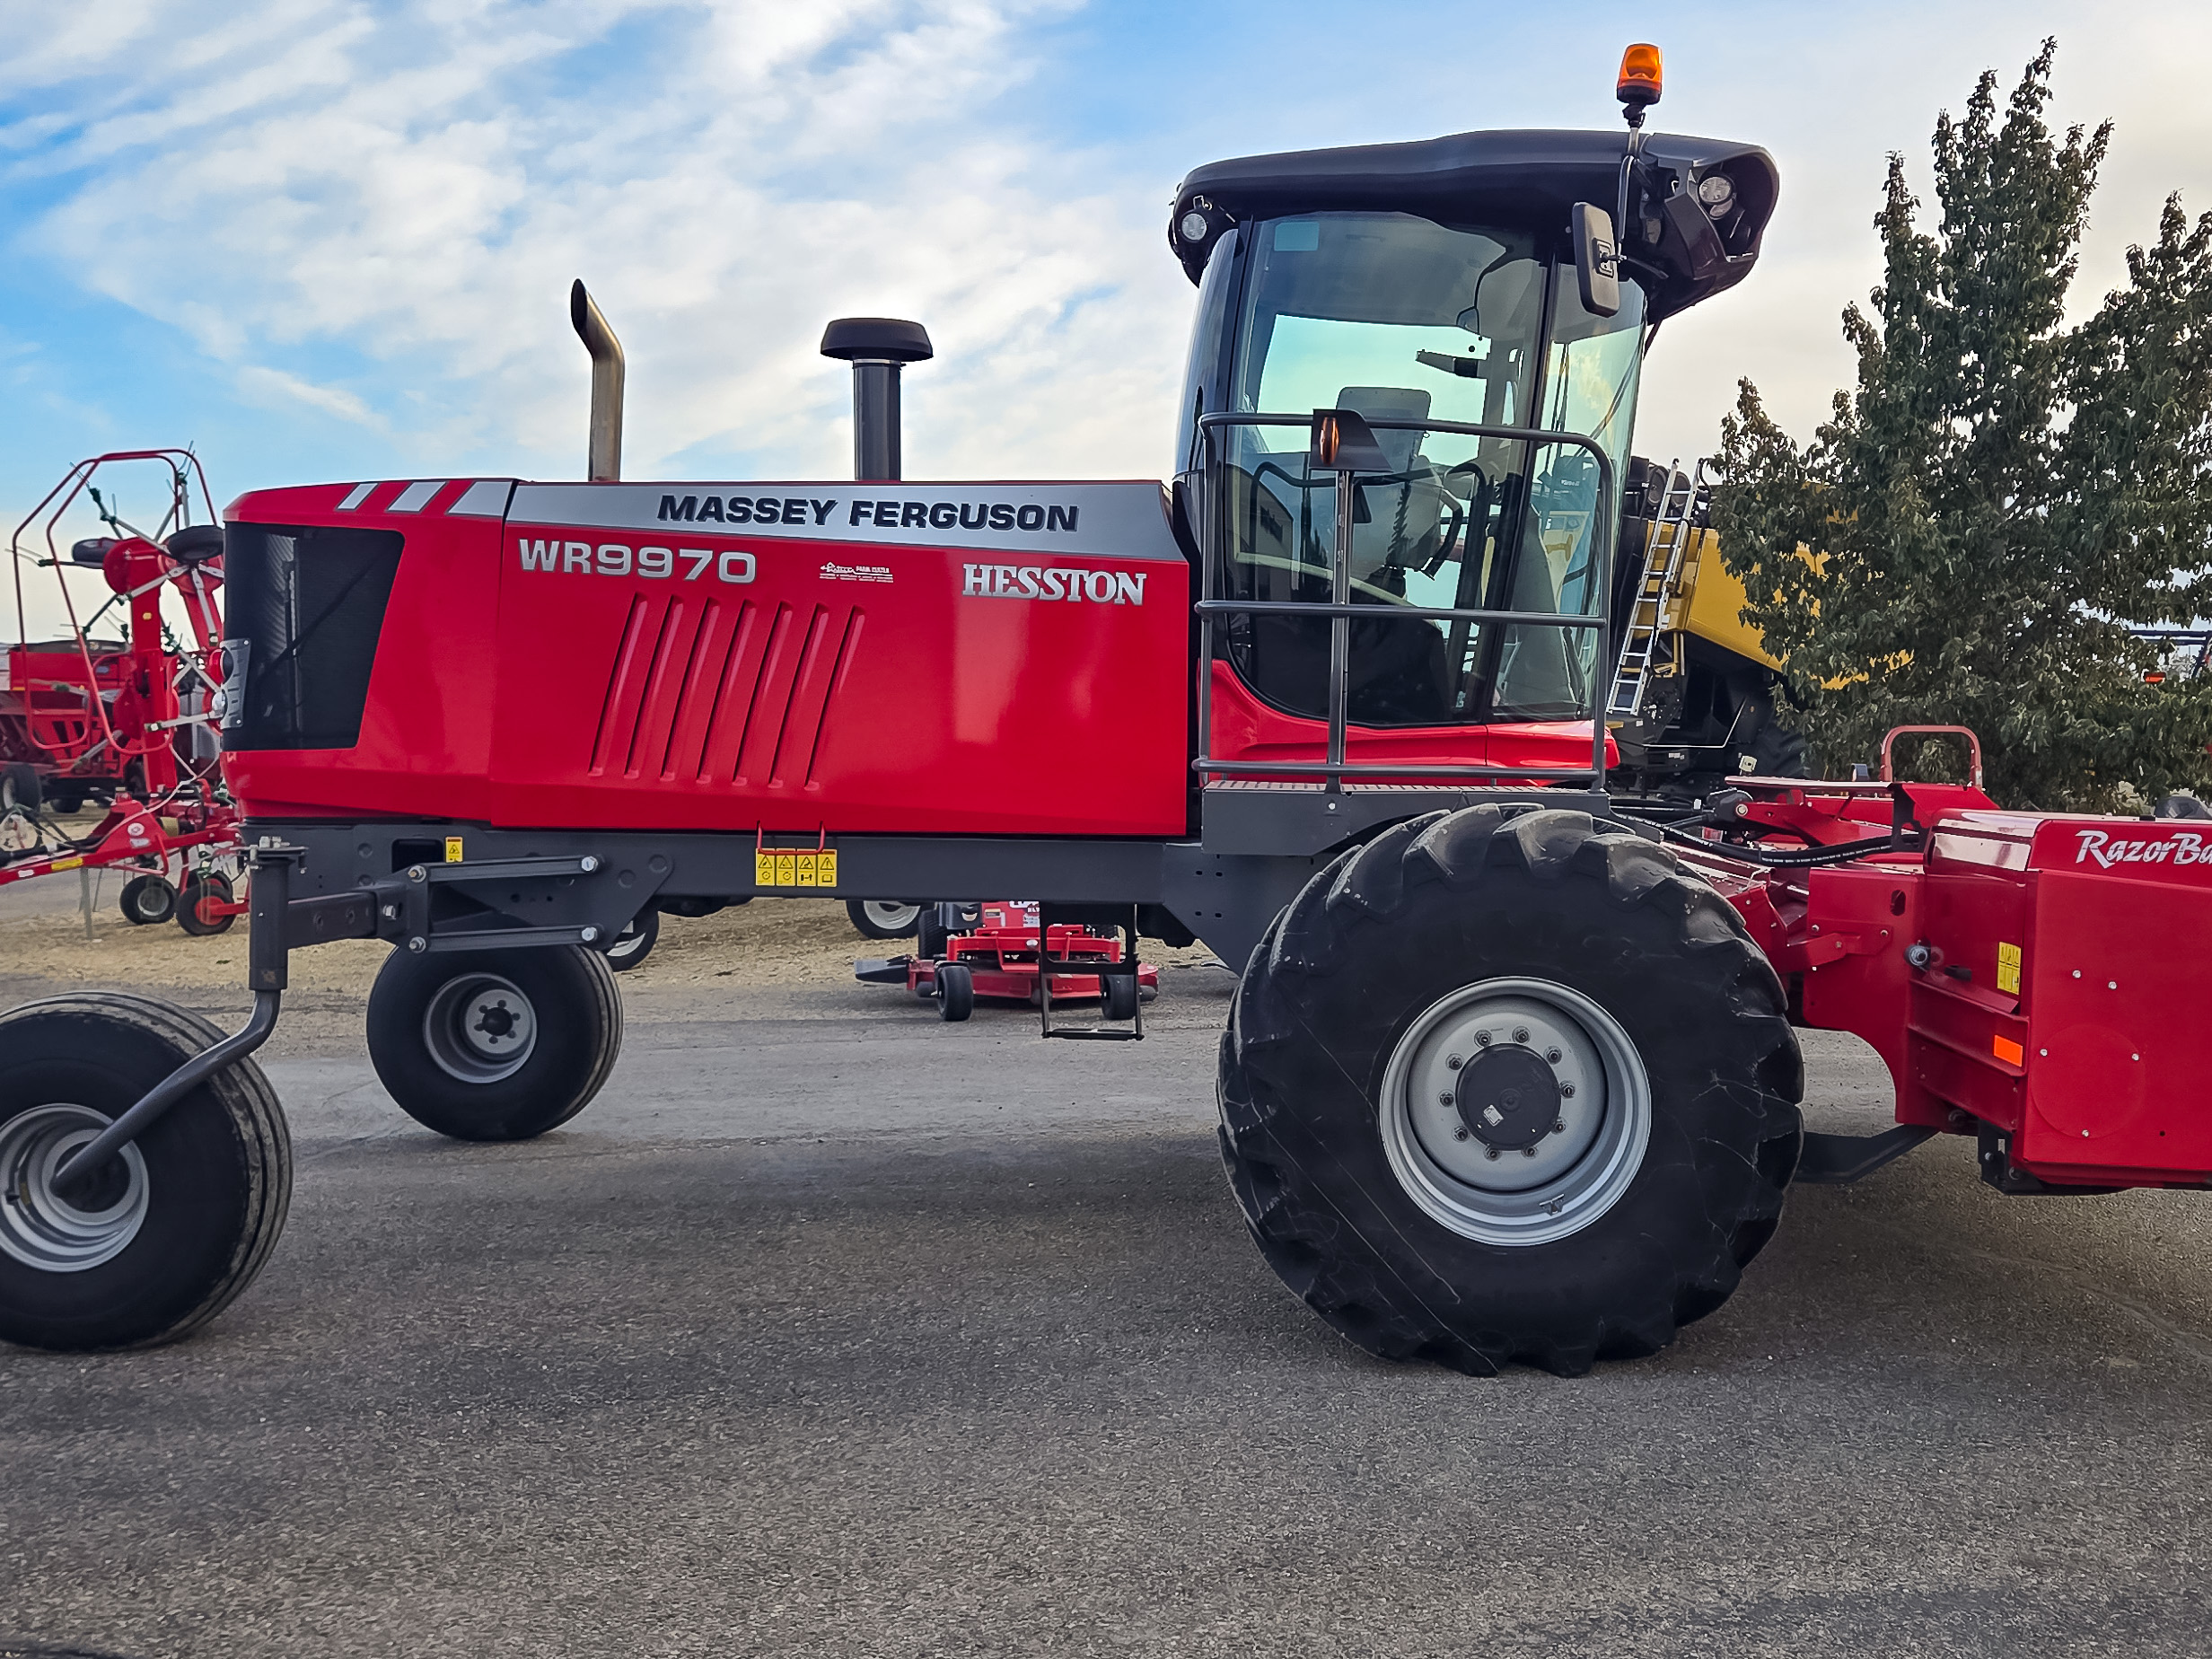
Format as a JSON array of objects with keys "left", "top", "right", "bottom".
[{"left": 5, "top": 52, "right": 2205, "bottom": 1374}]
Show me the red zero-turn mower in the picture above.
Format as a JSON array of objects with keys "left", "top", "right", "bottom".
[
  {"left": 857, "top": 900, "right": 1160, "bottom": 1027},
  {"left": 7, "top": 50, "right": 2209, "bottom": 1374},
  {"left": 2, "top": 452, "right": 246, "bottom": 931}
]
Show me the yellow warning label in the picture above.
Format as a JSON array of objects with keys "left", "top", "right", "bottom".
[
  {"left": 52, "top": 856, "right": 83, "bottom": 872},
  {"left": 444, "top": 836, "right": 464, "bottom": 864},
  {"left": 755, "top": 845, "right": 838, "bottom": 890},
  {"left": 1997, "top": 942, "right": 2022, "bottom": 995}
]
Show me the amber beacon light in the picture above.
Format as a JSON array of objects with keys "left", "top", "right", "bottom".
[{"left": 1617, "top": 43, "right": 1663, "bottom": 114}]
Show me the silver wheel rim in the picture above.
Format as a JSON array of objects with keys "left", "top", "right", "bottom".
[
  {"left": 863, "top": 900, "right": 921, "bottom": 933},
  {"left": 0, "top": 1105, "right": 151, "bottom": 1272},
  {"left": 423, "top": 973, "right": 538, "bottom": 1084},
  {"left": 1377, "top": 977, "right": 1651, "bottom": 1247},
  {"left": 607, "top": 917, "right": 650, "bottom": 961}
]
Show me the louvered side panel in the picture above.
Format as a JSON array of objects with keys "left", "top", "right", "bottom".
[
  {"left": 662, "top": 600, "right": 738, "bottom": 782},
  {"left": 588, "top": 597, "right": 654, "bottom": 777},
  {"left": 768, "top": 605, "right": 839, "bottom": 786},
  {"left": 799, "top": 608, "right": 865, "bottom": 789},
  {"left": 735, "top": 605, "right": 813, "bottom": 786},
  {"left": 699, "top": 601, "right": 788, "bottom": 785},
  {"left": 625, "top": 597, "right": 707, "bottom": 780}
]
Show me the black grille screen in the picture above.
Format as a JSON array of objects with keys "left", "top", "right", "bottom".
[{"left": 224, "top": 522, "right": 404, "bottom": 750}]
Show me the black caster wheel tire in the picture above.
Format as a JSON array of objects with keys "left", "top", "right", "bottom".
[
  {"left": 604, "top": 907, "right": 659, "bottom": 971},
  {"left": 847, "top": 899, "right": 923, "bottom": 940},
  {"left": 935, "top": 963, "right": 975, "bottom": 1023},
  {"left": 366, "top": 944, "right": 623, "bottom": 1141},
  {"left": 1, "top": 762, "right": 40, "bottom": 815},
  {"left": 1104, "top": 971, "right": 1139, "bottom": 1022},
  {"left": 118, "top": 873, "right": 178, "bottom": 926},
  {"left": 0, "top": 993, "right": 291, "bottom": 1351},
  {"left": 176, "top": 873, "right": 236, "bottom": 936},
  {"left": 1218, "top": 806, "right": 1803, "bottom": 1377},
  {"left": 915, "top": 906, "right": 951, "bottom": 962},
  {"left": 53, "top": 791, "right": 86, "bottom": 816}
]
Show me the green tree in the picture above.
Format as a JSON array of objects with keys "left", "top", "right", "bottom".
[{"left": 1713, "top": 40, "right": 2212, "bottom": 809}]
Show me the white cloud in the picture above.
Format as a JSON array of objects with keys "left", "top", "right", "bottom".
[
  {"left": 235, "top": 364, "right": 380, "bottom": 425},
  {"left": 4, "top": 0, "right": 1189, "bottom": 483}
]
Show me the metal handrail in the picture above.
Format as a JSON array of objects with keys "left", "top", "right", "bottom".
[{"left": 1191, "top": 412, "right": 1616, "bottom": 789}]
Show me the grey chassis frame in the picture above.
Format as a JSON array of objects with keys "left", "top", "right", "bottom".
[{"left": 49, "top": 409, "right": 1622, "bottom": 1186}]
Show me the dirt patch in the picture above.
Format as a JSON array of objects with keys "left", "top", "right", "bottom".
[{"left": 1, "top": 893, "right": 1225, "bottom": 1003}]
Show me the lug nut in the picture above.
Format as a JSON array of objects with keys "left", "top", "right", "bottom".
[
  {"left": 1453, "top": 1127, "right": 1470, "bottom": 1141},
  {"left": 1560, "top": 1083, "right": 1576, "bottom": 1098},
  {"left": 1446, "top": 1054, "right": 1464, "bottom": 1070},
  {"left": 1439, "top": 1093, "right": 1454, "bottom": 1106},
  {"left": 1523, "top": 1146, "right": 1539, "bottom": 1157},
  {"left": 1512, "top": 1026, "right": 1530, "bottom": 1044},
  {"left": 1546, "top": 1047, "right": 1562, "bottom": 1064},
  {"left": 1552, "top": 1119, "right": 1567, "bottom": 1134},
  {"left": 1485, "top": 1147, "right": 1501, "bottom": 1161},
  {"left": 1475, "top": 1030, "right": 1493, "bottom": 1047}
]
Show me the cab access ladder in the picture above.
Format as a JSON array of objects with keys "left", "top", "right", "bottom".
[{"left": 1605, "top": 458, "right": 1707, "bottom": 721}]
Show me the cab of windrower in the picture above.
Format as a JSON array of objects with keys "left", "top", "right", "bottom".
[{"left": 1163, "top": 60, "right": 1778, "bottom": 744}]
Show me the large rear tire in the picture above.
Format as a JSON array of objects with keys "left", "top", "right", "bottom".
[
  {"left": 0, "top": 994, "right": 291, "bottom": 1350},
  {"left": 1217, "top": 806, "right": 1802, "bottom": 1376},
  {"left": 366, "top": 945, "right": 622, "bottom": 1141}
]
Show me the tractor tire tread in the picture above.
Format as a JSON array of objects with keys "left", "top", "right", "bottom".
[
  {"left": 0, "top": 992, "right": 290, "bottom": 1349},
  {"left": 1217, "top": 806, "right": 1802, "bottom": 1376}
]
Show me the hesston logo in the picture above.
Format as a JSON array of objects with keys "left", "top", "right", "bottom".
[
  {"left": 514, "top": 538, "right": 756, "bottom": 584},
  {"left": 961, "top": 564, "right": 1146, "bottom": 605},
  {"left": 2075, "top": 829, "right": 2212, "bottom": 870}
]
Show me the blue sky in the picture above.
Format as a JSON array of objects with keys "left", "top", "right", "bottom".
[{"left": 5, "top": 0, "right": 2209, "bottom": 636}]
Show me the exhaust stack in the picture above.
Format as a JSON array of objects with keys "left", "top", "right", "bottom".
[
  {"left": 820, "top": 318, "right": 933, "bottom": 481},
  {"left": 570, "top": 280, "right": 625, "bottom": 482}
]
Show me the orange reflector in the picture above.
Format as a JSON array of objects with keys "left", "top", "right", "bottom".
[
  {"left": 2146, "top": 671, "right": 2166, "bottom": 684},
  {"left": 1618, "top": 43, "right": 1663, "bottom": 106},
  {"left": 1993, "top": 1035, "right": 2025, "bottom": 1066}
]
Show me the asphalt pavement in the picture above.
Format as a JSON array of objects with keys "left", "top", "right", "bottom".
[{"left": 5, "top": 962, "right": 2212, "bottom": 1657}]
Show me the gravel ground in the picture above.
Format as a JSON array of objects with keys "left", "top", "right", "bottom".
[{"left": 6, "top": 879, "right": 2212, "bottom": 1656}]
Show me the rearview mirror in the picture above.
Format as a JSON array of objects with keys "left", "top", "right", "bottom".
[{"left": 1571, "top": 203, "right": 1621, "bottom": 318}]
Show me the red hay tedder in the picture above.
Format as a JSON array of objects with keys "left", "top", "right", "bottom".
[
  {"left": 2, "top": 452, "right": 243, "bottom": 932},
  {"left": 4, "top": 51, "right": 2207, "bottom": 1375}
]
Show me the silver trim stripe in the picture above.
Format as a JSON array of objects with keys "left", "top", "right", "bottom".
[
  {"left": 389, "top": 479, "right": 446, "bottom": 513},
  {"left": 447, "top": 480, "right": 514, "bottom": 518},
  {"left": 336, "top": 482, "right": 376, "bottom": 510}
]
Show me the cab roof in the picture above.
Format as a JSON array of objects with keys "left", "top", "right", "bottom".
[{"left": 1169, "top": 127, "right": 1779, "bottom": 321}]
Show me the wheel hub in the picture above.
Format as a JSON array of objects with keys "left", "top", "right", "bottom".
[
  {"left": 0, "top": 1105, "right": 151, "bottom": 1273},
  {"left": 1455, "top": 1045, "right": 1560, "bottom": 1152},
  {"left": 1378, "top": 979, "right": 1653, "bottom": 1247},
  {"left": 423, "top": 974, "right": 539, "bottom": 1084}
]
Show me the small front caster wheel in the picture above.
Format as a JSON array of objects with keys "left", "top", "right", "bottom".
[
  {"left": 1103, "top": 971, "right": 1139, "bottom": 1023},
  {"left": 0, "top": 993, "right": 291, "bottom": 1351},
  {"left": 935, "top": 963, "right": 974, "bottom": 1023},
  {"left": 177, "top": 872, "right": 237, "bottom": 937},
  {"left": 366, "top": 945, "right": 623, "bottom": 1141},
  {"left": 603, "top": 907, "right": 659, "bottom": 971},
  {"left": 118, "top": 873, "right": 177, "bottom": 926}
]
